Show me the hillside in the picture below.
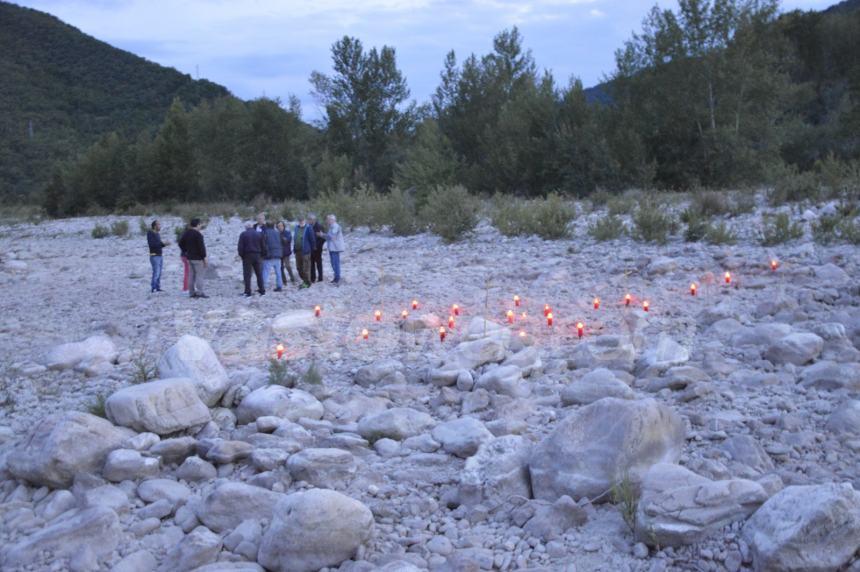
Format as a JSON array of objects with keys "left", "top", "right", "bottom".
[{"left": 0, "top": 1, "right": 229, "bottom": 200}]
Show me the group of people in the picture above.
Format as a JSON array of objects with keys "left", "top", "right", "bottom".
[{"left": 145, "top": 213, "right": 344, "bottom": 298}]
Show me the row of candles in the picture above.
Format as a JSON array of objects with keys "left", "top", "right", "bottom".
[{"left": 272, "top": 260, "right": 781, "bottom": 358}]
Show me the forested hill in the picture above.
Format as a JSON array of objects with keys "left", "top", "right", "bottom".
[{"left": 0, "top": 1, "right": 229, "bottom": 199}]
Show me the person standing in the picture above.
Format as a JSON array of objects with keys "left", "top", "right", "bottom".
[
  {"left": 178, "top": 221, "right": 190, "bottom": 292},
  {"left": 146, "top": 220, "right": 169, "bottom": 293},
  {"left": 309, "top": 213, "right": 326, "bottom": 283},
  {"left": 238, "top": 221, "right": 266, "bottom": 297},
  {"left": 278, "top": 221, "right": 296, "bottom": 284},
  {"left": 325, "top": 214, "right": 345, "bottom": 285},
  {"left": 254, "top": 213, "right": 266, "bottom": 232},
  {"left": 293, "top": 215, "right": 316, "bottom": 289},
  {"left": 178, "top": 218, "right": 208, "bottom": 298},
  {"left": 261, "top": 222, "right": 284, "bottom": 292}
]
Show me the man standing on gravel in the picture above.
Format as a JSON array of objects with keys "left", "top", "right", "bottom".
[
  {"left": 146, "top": 220, "right": 168, "bottom": 293},
  {"left": 326, "top": 214, "right": 344, "bottom": 285},
  {"left": 293, "top": 215, "right": 316, "bottom": 289},
  {"left": 178, "top": 218, "right": 208, "bottom": 299},
  {"left": 261, "top": 221, "right": 284, "bottom": 292},
  {"left": 309, "top": 213, "right": 326, "bottom": 283},
  {"left": 278, "top": 221, "right": 296, "bottom": 284},
  {"left": 238, "top": 221, "right": 266, "bottom": 297}
]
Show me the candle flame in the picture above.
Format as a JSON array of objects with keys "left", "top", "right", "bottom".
[{"left": 361, "top": 329, "right": 369, "bottom": 339}]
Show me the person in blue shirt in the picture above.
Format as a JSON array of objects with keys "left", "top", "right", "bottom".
[
  {"left": 293, "top": 215, "right": 316, "bottom": 289},
  {"left": 146, "top": 220, "right": 168, "bottom": 293}
]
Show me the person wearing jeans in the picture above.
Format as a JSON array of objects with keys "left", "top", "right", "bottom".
[
  {"left": 177, "top": 218, "right": 208, "bottom": 298},
  {"left": 146, "top": 219, "right": 168, "bottom": 293},
  {"left": 238, "top": 221, "right": 266, "bottom": 296},
  {"left": 261, "top": 222, "right": 284, "bottom": 292},
  {"left": 293, "top": 216, "right": 316, "bottom": 288},
  {"left": 325, "top": 214, "right": 345, "bottom": 284}
]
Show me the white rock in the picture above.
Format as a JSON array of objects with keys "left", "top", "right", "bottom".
[
  {"left": 530, "top": 398, "right": 686, "bottom": 501},
  {"left": 354, "top": 359, "right": 405, "bottom": 386},
  {"left": 110, "top": 550, "right": 156, "bottom": 572},
  {"left": 103, "top": 449, "right": 160, "bottom": 482},
  {"left": 764, "top": 332, "right": 824, "bottom": 366},
  {"left": 357, "top": 407, "right": 435, "bottom": 441},
  {"left": 257, "top": 489, "right": 374, "bottom": 572},
  {"left": 646, "top": 256, "right": 677, "bottom": 275},
  {"left": 287, "top": 448, "right": 357, "bottom": 487},
  {"left": 160, "top": 525, "right": 222, "bottom": 571},
  {"left": 106, "top": 378, "right": 211, "bottom": 435},
  {"left": 475, "top": 365, "right": 530, "bottom": 398},
  {"left": 137, "top": 478, "right": 191, "bottom": 505},
  {"left": 45, "top": 334, "right": 117, "bottom": 373},
  {"left": 799, "top": 360, "right": 860, "bottom": 391},
  {"left": 158, "top": 335, "right": 230, "bottom": 406},
  {"left": 826, "top": 401, "right": 860, "bottom": 435},
  {"left": 459, "top": 435, "right": 532, "bottom": 507},
  {"left": 195, "top": 482, "right": 285, "bottom": 533},
  {"left": 431, "top": 417, "right": 493, "bottom": 458},
  {"left": 451, "top": 337, "right": 508, "bottom": 370},
  {"left": 502, "top": 346, "right": 542, "bottom": 377},
  {"left": 7, "top": 412, "right": 132, "bottom": 488},
  {"left": 176, "top": 456, "right": 217, "bottom": 481},
  {"left": 569, "top": 335, "right": 636, "bottom": 372},
  {"left": 271, "top": 310, "right": 316, "bottom": 332},
  {"left": 814, "top": 263, "right": 850, "bottom": 285},
  {"left": 742, "top": 483, "right": 860, "bottom": 571},
  {"left": 638, "top": 334, "right": 689, "bottom": 373},
  {"left": 561, "top": 368, "right": 634, "bottom": 405},
  {"left": 463, "top": 317, "right": 512, "bottom": 344},
  {"left": 236, "top": 386, "right": 324, "bottom": 425}
]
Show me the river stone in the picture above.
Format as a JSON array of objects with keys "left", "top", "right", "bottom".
[
  {"left": 287, "top": 448, "right": 357, "bottom": 488},
  {"left": 357, "top": 407, "right": 435, "bottom": 442},
  {"left": 561, "top": 368, "right": 634, "bottom": 406},
  {"left": 354, "top": 359, "right": 405, "bottom": 387},
  {"left": 106, "top": 377, "right": 211, "bottom": 435},
  {"left": 764, "top": 332, "right": 824, "bottom": 366},
  {"left": 459, "top": 435, "right": 532, "bottom": 507},
  {"left": 195, "top": 482, "right": 285, "bottom": 533},
  {"left": 45, "top": 334, "right": 117, "bottom": 373},
  {"left": 569, "top": 335, "right": 636, "bottom": 372},
  {"left": 158, "top": 335, "right": 230, "bottom": 406},
  {"left": 236, "top": 386, "right": 324, "bottom": 425},
  {"left": 271, "top": 310, "right": 316, "bottom": 332},
  {"left": 431, "top": 417, "right": 493, "bottom": 458}
]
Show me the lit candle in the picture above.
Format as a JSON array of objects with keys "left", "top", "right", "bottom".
[
  {"left": 275, "top": 344, "right": 284, "bottom": 360},
  {"left": 439, "top": 326, "right": 446, "bottom": 342},
  {"left": 546, "top": 312, "right": 554, "bottom": 327},
  {"left": 412, "top": 299, "right": 419, "bottom": 310},
  {"left": 519, "top": 330, "right": 526, "bottom": 339},
  {"left": 374, "top": 310, "right": 382, "bottom": 322},
  {"left": 452, "top": 304, "right": 460, "bottom": 316},
  {"left": 643, "top": 300, "right": 650, "bottom": 312},
  {"left": 401, "top": 309, "right": 409, "bottom": 319},
  {"left": 593, "top": 297, "right": 600, "bottom": 310},
  {"left": 521, "top": 311, "right": 528, "bottom": 319},
  {"left": 506, "top": 310, "right": 514, "bottom": 324},
  {"left": 577, "top": 322, "right": 584, "bottom": 339},
  {"left": 690, "top": 283, "right": 697, "bottom": 296},
  {"left": 448, "top": 315, "right": 455, "bottom": 329},
  {"left": 770, "top": 259, "right": 779, "bottom": 271},
  {"left": 724, "top": 271, "right": 732, "bottom": 284},
  {"left": 544, "top": 304, "right": 551, "bottom": 317},
  {"left": 514, "top": 295, "right": 521, "bottom": 307},
  {"left": 625, "top": 293, "right": 632, "bottom": 307},
  {"left": 314, "top": 305, "right": 321, "bottom": 317},
  {"left": 362, "top": 328, "right": 369, "bottom": 340}
]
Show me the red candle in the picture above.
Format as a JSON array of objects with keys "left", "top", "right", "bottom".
[
  {"left": 514, "top": 295, "right": 521, "bottom": 307},
  {"left": 314, "top": 305, "right": 321, "bottom": 317},
  {"left": 275, "top": 344, "right": 284, "bottom": 360},
  {"left": 593, "top": 297, "right": 600, "bottom": 310},
  {"left": 643, "top": 300, "right": 650, "bottom": 312},
  {"left": 448, "top": 315, "right": 455, "bottom": 329},
  {"left": 518, "top": 330, "right": 526, "bottom": 339},
  {"left": 452, "top": 304, "right": 460, "bottom": 316},
  {"left": 770, "top": 259, "right": 779, "bottom": 271},
  {"left": 543, "top": 304, "right": 551, "bottom": 317},
  {"left": 412, "top": 299, "right": 419, "bottom": 310},
  {"left": 625, "top": 293, "right": 632, "bottom": 307},
  {"left": 576, "top": 322, "right": 584, "bottom": 339},
  {"left": 506, "top": 310, "right": 514, "bottom": 324},
  {"left": 439, "top": 327, "right": 446, "bottom": 342},
  {"left": 546, "top": 312, "right": 554, "bottom": 327},
  {"left": 724, "top": 271, "right": 732, "bottom": 284},
  {"left": 401, "top": 309, "right": 409, "bottom": 319},
  {"left": 690, "top": 283, "right": 697, "bottom": 296},
  {"left": 362, "top": 328, "right": 369, "bottom": 340},
  {"left": 374, "top": 310, "right": 382, "bottom": 322}
]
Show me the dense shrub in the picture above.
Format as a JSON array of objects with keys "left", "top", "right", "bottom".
[
  {"left": 761, "top": 212, "right": 804, "bottom": 245},
  {"left": 421, "top": 185, "right": 479, "bottom": 242},
  {"left": 532, "top": 194, "right": 574, "bottom": 240},
  {"left": 681, "top": 208, "right": 709, "bottom": 242},
  {"left": 812, "top": 214, "right": 841, "bottom": 244},
  {"left": 111, "top": 220, "right": 129, "bottom": 237},
  {"left": 729, "top": 191, "right": 757, "bottom": 216},
  {"left": 689, "top": 190, "right": 731, "bottom": 217},
  {"left": 633, "top": 201, "right": 677, "bottom": 244},
  {"left": 769, "top": 168, "right": 820, "bottom": 205},
  {"left": 380, "top": 187, "right": 421, "bottom": 236},
  {"left": 704, "top": 221, "right": 737, "bottom": 245},
  {"left": 491, "top": 197, "right": 532, "bottom": 237},
  {"left": 607, "top": 196, "right": 634, "bottom": 216},
  {"left": 91, "top": 224, "right": 110, "bottom": 239},
  {"left": 588, "top": 214, "right": 626, "bottom": 241}
]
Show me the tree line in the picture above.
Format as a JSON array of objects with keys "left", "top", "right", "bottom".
[{"left": 44, "top": 0, "right": 860, "bottom": 217}]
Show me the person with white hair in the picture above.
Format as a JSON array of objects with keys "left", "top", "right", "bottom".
[{"left": 325, "top": 214, "right": 344, "bottom": 285}]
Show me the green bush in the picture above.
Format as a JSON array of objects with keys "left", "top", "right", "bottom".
[
  {"left": 690, "top": 190, "right": 731, "bottom": 217},
  {"left": 588, "top": 214, "right": 626, "bottom": 241},
  {"left": 491, "top": 197, "right": 532, "bottom": 237},
  {"left": 138, "top": 218, "right": 149, "bottom": 235},
  {"left": 91, "top": 224, "right": 110, "bottom": 239},
  {"left": 633, "top": 201, "right": 677, "bottom": 244},
  {"left": 379, "top": 187, "right": 421, "bottom": 236},
  {"left": 111, "top": 220, "right": 129, "bottom": 237},
  {"left": 174, "top": 225, "right": 185, "bottom": 241},
  {"left": 268, "top": 358, "right": 296, "bottom": 388},
  {"left": 769, "top": 168, "right": 820, "bottom": 205},
  {"left": 705, "top": 221, "right": 737, "bottom": 245},
  {"left": 729, "top": 191, "right": 757, "bottom": 216},
  {"left": 761, "top": 212, "right": 804, "bottom": 245},
  {"left": 681, "top": 208, "right": 709, "bottom": 242},
  {"left": 421, "top": 185, "right": 479, "bottom": 242},
  {"left": 302, "top": 361, "right": 323, "bottom": 385},
  {"left": 839, "top": 217, "right": 860, "bottom": 244},
  {"left": 607, "top": 196, "right": 633, "bottom": 216},
  {"left": 87, "top": 394, "right": 107, "bottom": 418},
  {"left": 812, "top": 214, "right": 841, "bottom": 244},
  {"left": 532, "top": 194, "right": 574, "bottom": 240}
]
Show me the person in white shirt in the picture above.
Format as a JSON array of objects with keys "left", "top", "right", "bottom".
[{"left": 325, "top": 214, "right": 345, "bottom": 285}]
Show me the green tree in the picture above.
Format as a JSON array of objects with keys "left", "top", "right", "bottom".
[
  {"left": 394, "top": 119, "right": 459, "bottom": 206},
  {"left": 149, "top": 98, "right": 198, "bottom": 202}
]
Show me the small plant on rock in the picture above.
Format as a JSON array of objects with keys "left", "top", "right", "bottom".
[
  {"left": 633, "top": 201, "right": 677, "bottom": 244},
  {"left": 588, "top": 214, "right": 626, "bottom": 241},
  {"left": 130, "top": 347, "right": 158, "bottom": 384},
  {"left": 302, "top": 361, "right": 323, "bottom": 385},
  {"left": 705, "top": 221, "right": 737, "bottom": 245},
  {"left": 111, "top": 220, "right": 129, "bottom": 237},
  {"left": 91, "top": 224, "right": 110, "bottom": 239},
  {"left": 812, "top": 214, "right": 841, "bottom": 245},
  {"left": 268, "top": 358, "right": 295, "bottom": 388},
  {"left": 88, "top": 393, "right": 107, "bottom": 418},
  {"left": 611, "top": 472, "right": 639, "bottom": 534},
  {"left": 761, "top": 212, "right": 804, "bottom": 245}
]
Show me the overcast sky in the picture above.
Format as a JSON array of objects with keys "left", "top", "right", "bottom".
[{"left": 15, "top": 0, "right": 835, "bottom": 120}]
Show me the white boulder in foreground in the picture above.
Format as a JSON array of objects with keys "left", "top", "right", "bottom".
[
  {"left": 158, "top": 335, "right": 229, "bottom": 406},
  {"left": 45, "top": 334, "right": 117, "bottom": 375},
  {"left": 257, "top": 489, "right": 374, "bottom": 572},
  {"left": 105, "top": 377, "right": 211, "bottom": 435},
  {"left": 235, "top": 385, "right": 323, "bottom": 425},
  {"left": 529, "top": 398, "right": 685, "bottom": 501}
]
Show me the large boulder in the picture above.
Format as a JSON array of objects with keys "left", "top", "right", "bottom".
[
  {"left": 459, "top": 435, "right": 532, "bottom": 507},
  {"left": 764, "top": 332, "right": 824, "bottom": 366},
  {"left": 2, "top": 506, "right": 120, "bottom": 566},
  {"left": 45, "top": 334, "right": 117, "bottom": 375},
  {"left": 158, "top": 335, "right": 229, "bottom": 406},
  {"left": 475, "top": 365, "right": 531, "bottom": 398},
  {"left": 451, "top": 337, "right": 507, "bottom": 370},
  {"left": 357, "top": 407, "right": 435, "bottom": 442},
  {"left": 730, "top": 323, "right": 792, "bottom": 348},
  {"left": 568, "top": 335, "right": 636, "bottom": 372},
  {"left": 561, "top": 368, "right": 634, "bottom": 406},
  {"left": 529, "top": 398, "right": 685, "bottom": 501},
  {"left": 799, "top": 360, "right": 860, "bottom": 391},
  {"left": 742, "top": 483, "right": 860, "bottom": 571},
  {"left": 354, "top": 359, "right": 405, "bottom": 387},
  {"left": 257, "top": 489, "right": 374, "bottom": 572},
  {"left": 635, "top": 463, "right": 768, "bottom": 547},
  {"left": 717, "top": 435, "right": 775, "bottom": 478},
  {"left": 106, "top": 378, "right": 211, "bottom": 435},
  {"left": 271, "top": 310, "right": 316, "bottom": 333},
  {"left": 7, "top": 412, "right": 131, "bottom": 488},
  {"left": 287, "top": 448, "right": 357, "bottom": 488},
  {"left": 236, "top": 386, "right": 323, "bottom": 425},
  {"left": 464, "top": 317, "right": 512, "bottom": 344},
  {"left": 826, "top": 400, "right": 860, "bottom": 435},
  {"left": 195, "top": 482, "right": 285, "bottom": 533},
  {"left": 638, "top": 334, "right": 689, "bottom": 373},
  {"left": 431, "top": 417, "right": 493, "bottom": 458},
  {"left": 161, "top": 526, "right": 222, "bottom": 571}
]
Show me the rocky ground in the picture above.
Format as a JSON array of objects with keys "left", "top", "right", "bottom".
[{"left": 1, "top": 197, "right": 859, "bottom": 572}]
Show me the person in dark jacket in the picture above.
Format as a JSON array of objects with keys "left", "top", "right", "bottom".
[
  {"left": 277, "top": 221, "right": 296, "bottom": 284},
  {"left": 177, "top": 218, "right": 208, "bottom": 298},
  {"left": 261, "top": 222, "right": 284, "bottom": 292},
  {"left": 238, "top": 221, "right": 267, "bottom": 297},
  {"left": 309, "top": 213, "right": 326, "bottom": 283},
  {"left": 146, "top": 220, "right": 169, "bottom": 293},
  {"left": 293, "top": 216, "right": 316, "bottom": 288}
]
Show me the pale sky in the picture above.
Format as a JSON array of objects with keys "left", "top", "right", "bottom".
[{"left": 14, "top": 0, "right": 835, "bottom": 120}]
